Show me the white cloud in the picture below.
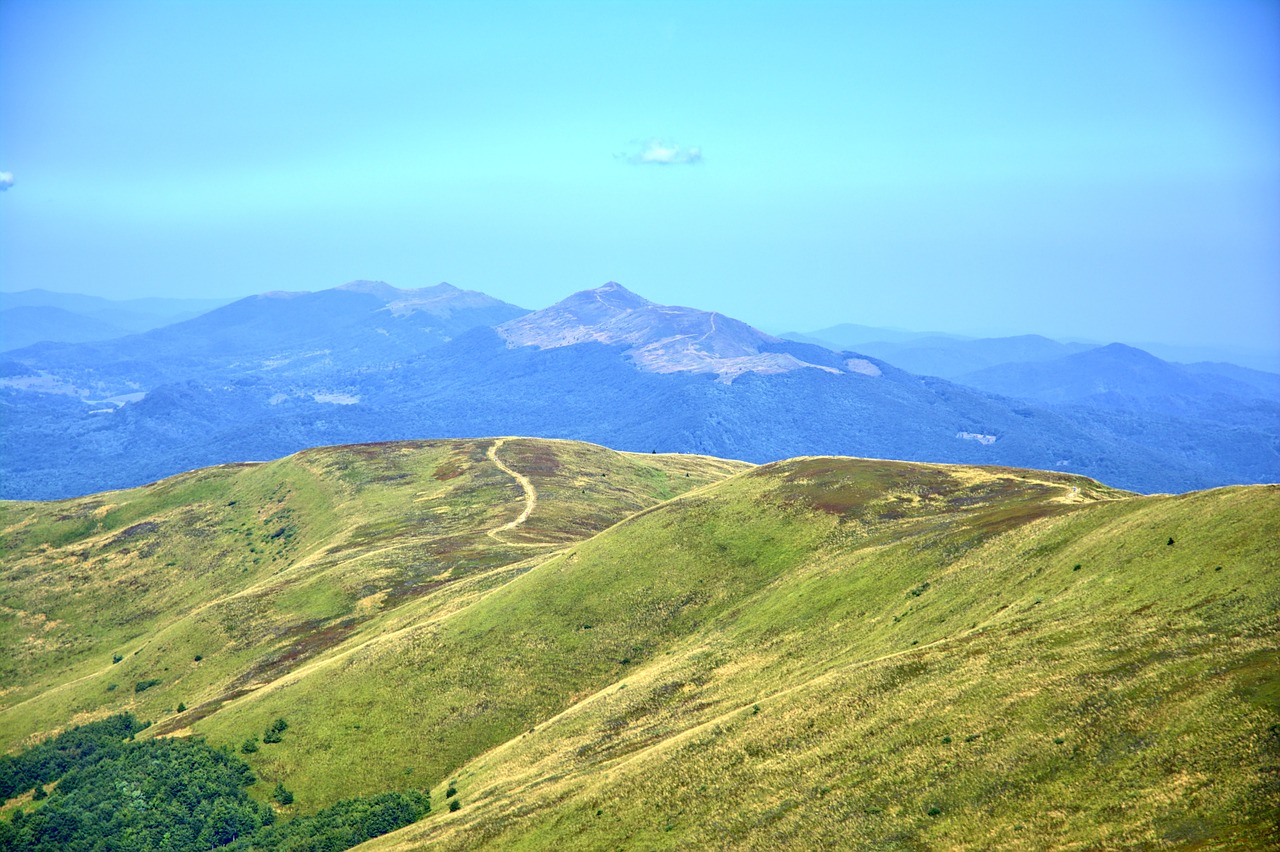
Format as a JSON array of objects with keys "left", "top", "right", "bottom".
[
  {"left": 0, "top": 172, "right": 12, "bottom": 191},
  {"left": 622, "top": 139, "right": 703, "bottom": 166}
]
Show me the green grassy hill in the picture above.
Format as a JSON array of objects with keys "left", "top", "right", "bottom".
[
  {"left": 0, "top": 439, "right": 744, "bottom": 751},
  {"left": 2, "top": 441, "right": 1276, "bottom": 849}
]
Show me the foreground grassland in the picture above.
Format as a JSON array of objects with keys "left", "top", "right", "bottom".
[
  {"left": 0, "top": 439, "right": 743, "bottom": 752},
  {"left": 3, "top": 441, "right": 1277, "bottom": 849}
]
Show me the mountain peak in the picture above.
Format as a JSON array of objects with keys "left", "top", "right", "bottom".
[
  {"left": 496, "top": 284, "right": 843, "bottom": 381},
  {"left": 567, "top": 282, "right": 655, "bottom": 311},
  {"left": 1092, "top": 342, "right": 1160, "bottom": 362},
  {"left": 336, "top": 280, "right": 402, "bottom": 299},
  {"left": 381, "top": 283, "right": 520, "bottom": 319}
]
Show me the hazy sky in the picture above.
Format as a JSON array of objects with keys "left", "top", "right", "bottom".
[{"left": 2, "top": 0, "right": 1277, "bottom": 353}]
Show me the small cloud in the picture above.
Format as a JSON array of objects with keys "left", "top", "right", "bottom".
[
  {"left": 0, "top": 172, "right": 12, "bottom": 191},
  {"left": 621, "top": 139, "right": 702, "bottom": 166}
]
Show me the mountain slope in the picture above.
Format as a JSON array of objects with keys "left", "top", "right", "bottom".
[
  {"left": 3, "top": 284, "right": 1276, "bottom": 500},
  {"left": 1, "top": 441, "right": 1276, "bottom": 849},
  {"left": 782, "top": 323, "right": 966, "bottom": 348},
  {"left": 2, "top": 281, "right": 528, "bottom": 396},
  {"left": 359, "top": 461, "right": 1276, "bottom": 850},
  {"left": 847, "top": 333, "right": 1096, "bottom": 379},
  {"left": 956, "top": 343, "right": 1252, "bottom": 406},
  {"left": 498, "top": 282, "right": 836, "bottom": 380},
  {"left": 0, "top": 285, "right": 232, "bottom": 342},
  {"left": 0, "top": 306, "right": 134, "bottom": 351},
  {"left": 0, "top": 439, "right": 745, "bottom": 753}
]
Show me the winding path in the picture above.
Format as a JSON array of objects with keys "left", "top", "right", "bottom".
[{"left": 487, "top": 438, "right": 538, "bottom": 541}]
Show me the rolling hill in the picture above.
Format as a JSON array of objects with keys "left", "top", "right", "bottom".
[{"left": 2, "top": 438, "right": 1276, "bottom": 849}]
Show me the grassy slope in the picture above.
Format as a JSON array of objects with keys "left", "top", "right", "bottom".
[
  {"left": 3, "top": 444, "right": 1276, "bottom": 849},
  {"left": 0, "top": 438, "right": 746, "bottom": 758},
  {"left": 359, "top": 459, "right": 1279, "bottom": 850}
]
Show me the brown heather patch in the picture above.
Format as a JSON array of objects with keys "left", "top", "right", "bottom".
[{"left": 149, "top": 685, "right": 261, "bottom": 735}]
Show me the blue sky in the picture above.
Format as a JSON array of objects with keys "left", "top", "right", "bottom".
[{"left": 1, "top": 0, "right": 1277, "bottom": 355}]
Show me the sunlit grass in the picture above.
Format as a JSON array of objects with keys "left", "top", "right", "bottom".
[{"left": 3, "top": 443, "right": 1275, "bottom": 848}]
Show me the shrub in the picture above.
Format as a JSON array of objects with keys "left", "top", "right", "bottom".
[
  {"left": 31, "top": 785, "right": 46, "bottom": 801},
  {"left": 112, "top": 654, "right": 123, "bottom": 664},
  {"left": 194, "top": 655, "right": 203, "bottom": 662},
  {"left": 927, "top": 806, "right": 942, "bottom": 817},
  {"left": 134, "top": 679, "right": 161, "bottom": 693},
  {"left": 1072, "top": 564, "right": 1081, "bottom": 571},
  {"left": 445, "top": 786, "right": 457, "bottom": 799},
  {"left": 1167, "top": 537, "right": 1175, "bottom": 546},
  {"left": 448, "top": 799, "right": 460, "bottom": 812},
  {"left": 263, "top": 718, "right": 288, "bottom": 744},
  {"left": 176, "top": 702, "right": 186, "bottom": 713},
  {"left": 241, "top": 737, "right": 259, "bottom": 754},
  {"left": 246, "top": 790, "right": 429, "bottom": 848},
  {"left": 273, "top": 782, "right": 294, "bottom": 806}
]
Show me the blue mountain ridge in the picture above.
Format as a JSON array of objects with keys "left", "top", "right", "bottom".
[{"left": 1, "top": 282, "right": 1275, "bottom": 500}]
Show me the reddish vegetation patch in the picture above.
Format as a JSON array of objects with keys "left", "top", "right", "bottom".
[
  {"left": 381, "top": 576, "right": 452, "bottom": 609},
  {"left": 762, "top": 458, "right": 958, "bottom": 519},
  {"left": 433, "top": 461, "right": 463, "bottom": 481},
  {"left": 54, "top": 500, "right": 105, "bottom": 522},
  {"left": 508, "top": 443, "right": 563, "bottom": 476},
  {"left": 228, "top": 618, "right": 359, "bottom": 691},
  {"left": 150, "top": 686, "right": 259, "bottom": 735},
  {"left": 965, "top": 500, "right": 1071, "bottom": 537},
  {"left": 314, "top": 440, "right": 429, "bottom": 460},
  {"left": 756, "top": 458, "right": 1088, "bottom": 554},
  {"left": 111, "top": 521, "right": 161, "bottom": 543}
]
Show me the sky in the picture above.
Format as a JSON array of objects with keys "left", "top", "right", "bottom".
[{"left": 1, "top": 0, "right": 1277, "bottom": 357}]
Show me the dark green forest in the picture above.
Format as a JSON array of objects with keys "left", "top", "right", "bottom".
[{"left": 0, "top": 715, "right": 428, "bottom": 851}]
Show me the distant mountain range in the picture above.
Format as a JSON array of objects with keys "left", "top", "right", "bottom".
[
  {"left": 0, "top": 289, "right": 235, "bottom": 350},
  {"left": 831, "top": 334, "right": 1096, "bottom": 380},
  {"left": 785, "top": 323, "right": 1280, "bottom": 375},
  {"left": 1, "top": 281, "right": 1276, "bottom": 499}
]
